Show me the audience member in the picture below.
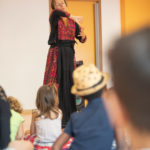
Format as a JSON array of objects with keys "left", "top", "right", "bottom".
[
  {"left": 0, "top": 86, "right": 11, "bottom": 149},
  {"left": 27, "top": 84, "right": 62, "bottom": 149},
  {"left": 103, "top": 87, "right": 129, "bottom": 150},
  {"left": 107, "top": 27, "right": 150, "bottom": 150},
  {"left": 52, "top": 64, "right": 114, "bottom": 150},
  {"left": 8, "top": 96, "right": 24, "bottom": 141}
]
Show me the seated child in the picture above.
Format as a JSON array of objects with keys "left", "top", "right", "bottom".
[
  {"left": 27, "top": 84, "right": 62, "bottom": 149},
  {"left": 8, "top": 96, "right": 24, "bottom": 141},
  {"left": 52, "top": 64, "right": 114, "bottom": 150}
]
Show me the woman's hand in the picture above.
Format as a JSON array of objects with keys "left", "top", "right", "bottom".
[{"left": 70, "top": 15, "right": 83, "bottom": 24}]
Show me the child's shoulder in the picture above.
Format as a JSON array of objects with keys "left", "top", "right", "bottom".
[
  {"left": 11, "top": 109, "right": 24, "bottom": 122},
  {"left": 32, "top": 109, "right": 39, "bottom": 117},
  {"left": 55, "top": 109, "right": 62, "bottom": 119},
  {"left": 58, "top": 109, "right": 62, "bottom": 114},
  {"left": 69, "top": 111, "right": 81, "bottom": 120},
  {"left": 11, "top": 109, "right": 21, "bottom": 116},
  {"left": 35, "top": 116, "right": 42, "bottom": 121},
  {"left": 32, "top": 109, "right": 42, "bottom": 121}
]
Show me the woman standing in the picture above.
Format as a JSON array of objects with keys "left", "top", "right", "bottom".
[{"left": 43, "top": 0, "right": 86, "bottom": 128}]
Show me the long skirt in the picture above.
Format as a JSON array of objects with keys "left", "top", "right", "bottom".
[{"left": 43, "top": 44, "right": 76, "bottom": 128}]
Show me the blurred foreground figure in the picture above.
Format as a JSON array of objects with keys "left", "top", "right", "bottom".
[
  {"left": 0, "top": 86, "right": 11, "bottom": 149},
  {"left": 107, "top": 26, "right": 150, "bottom": 150}
]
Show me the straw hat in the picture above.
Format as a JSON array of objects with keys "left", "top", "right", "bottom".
[{"left": 71, "top": 64, "right": 110, "bottom": 96}]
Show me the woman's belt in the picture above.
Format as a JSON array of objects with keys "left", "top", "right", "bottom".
[{"left": 51, "top": 40, "right": 75, "bottom": 48}]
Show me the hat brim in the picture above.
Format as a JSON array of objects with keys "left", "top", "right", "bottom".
[{"left": 71, "top": 72, "right": 110, "bottom": 96}]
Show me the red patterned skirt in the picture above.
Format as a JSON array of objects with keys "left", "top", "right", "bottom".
[
  {"left": 43, "top": 46, "right": 76, "bottom": 86},
  {"left": 43, "top": 46, "right": 58, "bottom": 86}
]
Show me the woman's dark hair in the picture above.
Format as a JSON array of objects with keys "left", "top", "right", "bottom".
[{"left": 51, "top": 0, "right": 67, "bottom": 10}]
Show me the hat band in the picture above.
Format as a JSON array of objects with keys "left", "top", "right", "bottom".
[{"left": 76, "top": 76, "right": 104, "bottom": 92}]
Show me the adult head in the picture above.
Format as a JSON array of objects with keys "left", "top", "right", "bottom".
[
  {"left": 51, "top": 0, "right": 67, "bottom": 11},
  {"left": 71, "top": 64, "right": 109, "bottom": 100},
  {"left": 108, "top": 27, "right": 150, "bottom": 149}
]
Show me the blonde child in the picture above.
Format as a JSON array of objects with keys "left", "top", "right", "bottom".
[
  {"left": 28, "top": 84, "right": 62, "bottom": 149},
  {"left": 7, "top": 96, "right": 24, "bottom": 141}
]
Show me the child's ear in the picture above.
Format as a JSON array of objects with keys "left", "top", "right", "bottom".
[{"left": 103, "top": 89, "right": 126, "bottom": 128}]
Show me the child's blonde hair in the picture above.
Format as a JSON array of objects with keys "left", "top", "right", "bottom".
[
  {"left": 7, "top": 96, "right": 23, "bottom": 113},
  {"left": 36, "top": 84, "right": 59, "bottom": 119}
]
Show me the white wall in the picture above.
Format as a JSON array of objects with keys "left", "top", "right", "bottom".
[
  {"left": 101, "top": 0, "right": 121, "bottom": 87},
  {"left": 0, "top": 0, "right": 49, "bottom": 109}
]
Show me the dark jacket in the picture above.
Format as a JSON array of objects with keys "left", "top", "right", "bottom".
[{"left": 0, "top": 86, "right": 11, "bottom": 149}]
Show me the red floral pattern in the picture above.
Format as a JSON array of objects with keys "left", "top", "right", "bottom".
[
  {"left": 58, "top": 18, "right": 75, "bottom": 41},
  {"left": 43, "top": 17, "right": 77, "bottom": 86},
  {"left": 43, "top": 46, "right": 58, "bottom": 85}
]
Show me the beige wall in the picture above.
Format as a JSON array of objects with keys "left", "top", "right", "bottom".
[
  {"left": 101, "top": 0, "right": 121, "bottom": 87},
  {"left": 0, "top": 0, "right": 49, "bottom": 109}
]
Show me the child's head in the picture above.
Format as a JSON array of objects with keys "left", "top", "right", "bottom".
[
  {"left": 36, "top": 84, "right": 59, "bottom": 117},
  {"left": 7, "top": 96, "right": 23, "bottom": 113},
  {"left": 71, "top": 64, "right": 109, "bottom": 99}
]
